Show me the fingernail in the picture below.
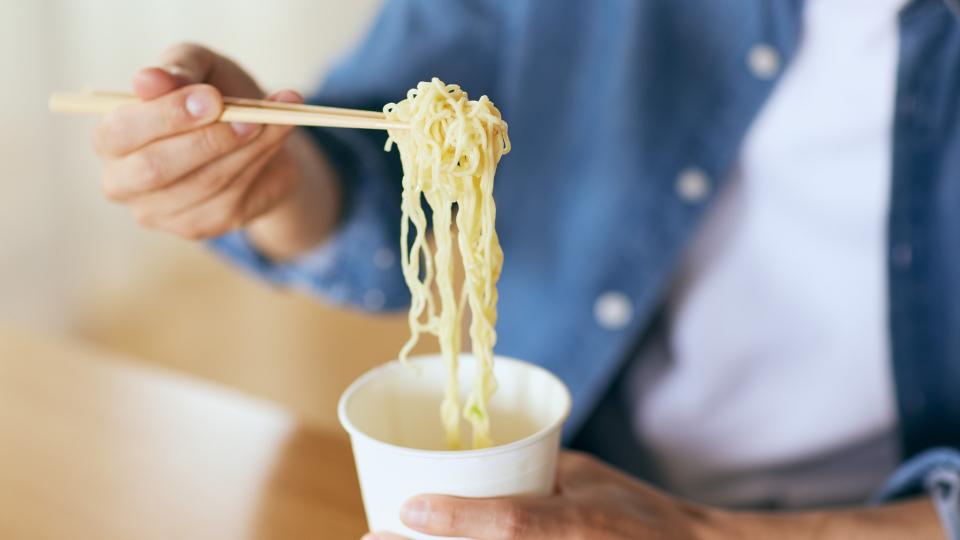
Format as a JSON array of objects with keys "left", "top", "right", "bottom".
[
  {"left": 271, "top": 90, "right": 302, "bottom": 103},
  {"left": 231, "top": 122, "right": 259, "bottom": 137},
  {"left": 185, "top": 91, "right": 215, "bottom": 118},
  {"left": 164, "top": 64, "right": 189, "bottom": 80},
  {"left": 401, "top": 497, "right": 429, "bottom": 527}
]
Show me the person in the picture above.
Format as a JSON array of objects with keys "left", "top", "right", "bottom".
[{"left": 90, "top": 0, "right": 960, "bottom": 538}]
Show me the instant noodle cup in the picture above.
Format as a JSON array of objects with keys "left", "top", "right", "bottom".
[{"left": 338, "top": 354, "right": 572, "bottom": 539}]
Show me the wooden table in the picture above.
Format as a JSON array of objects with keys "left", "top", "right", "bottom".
[{"left": 0, "top": 328, "right": 367, "bottom": 539}]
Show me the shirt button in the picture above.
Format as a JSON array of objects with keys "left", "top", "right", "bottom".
[
  {"left": 594, "top": 291, "right": 633, "bottom": 330},
  {"left": 900, "top": 96, "right": 920, "bottom": 116},
  {"left": 892, "top": 243, "right": 913, "bottom": 269},
  {"left": 327, "top": 283, "right": 349, "bottom": 304},
  {"left": 747, "top": 44, "right": 781, "bottom": 80},
  {"left": 363, "top": 288, "right": 386, "bottom": 310},
  {"left": 373, "top": 248, "right": 394, "bottom": 269},
  {"left": 676, "top": 167, "right": 710, "bottom": 203}
]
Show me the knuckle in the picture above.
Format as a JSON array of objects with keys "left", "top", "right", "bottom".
[
  {"left": 205, "top": 210, "right": 238, "bottom": 237},
  {"left": 173, "top": 221, "right": 207, "bottom": 241},
  {"left": 131, "top": 153, "right": 164, "bottom": 189},
  {"left": 197, "top": 169, "right": 233, "bottom": 195},
  {"left": 92, "top": 114, "right": 122, "bottom": 155},
  {"left": 160, "top": 97, "right": 191, "bottom": 129},
  {"left": 579, "top": 504, "right": 622, "bottom": 534},
  {"left": 100, "top": 164, "right": 129, "bottom": 201},
  {"left": 259, "top": 125, "right": 295, "bottom": 148},
  {"left": 162, "top": 41, "right": 207, "bottom": 63},
  {"left": 577, "top": 506, "right": 603, "bottom": 529},
  {"left": 101, "top": 177, "right": 123, "bottom": 202},
  {"left": 188, "top": 228, "right": 212, "bottom": 241},
  {"left": 589, "top": 481, "right": 627, "bottom": 501},
  {"left": 444, "top": 507, "right": 463, "bottom": 534},
  {"left": 202, "top": 219, "right": 233, "bottom": 239},
  {"left": 495, "top": 504, "right": 531, "bottom": 540},
  {"left": 563, "top": 451, "right": 593, "bottom": 470},
  {"left": 132, "top": 207, "right": 158, "bottom": 228},
  {"left": 197, "top": 125, "right": 234, "bottom": 157},
  {"left": 91, "top": 124, "right": 107, "bottom": 155},
  {"left": 274, "top": 152, "right": 296, "bottom": 177},
  {"left": 220, "top": 199, "right": 248, "bottom": 231},
  {"left": 175, "top": 212, "right": 234, "bottom": 241},
  {"left": 263, "top": 169, "right": 296, "bottom": 205}
]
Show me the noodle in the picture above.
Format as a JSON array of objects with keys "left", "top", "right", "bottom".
[{"left": 384, "top": 78, "right": 510, "bottom": 449}]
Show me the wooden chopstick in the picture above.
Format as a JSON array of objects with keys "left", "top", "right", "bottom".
[
  {"left": 49, "top": 91, "right": 406, "bottom": 130},
  {"left": 88, "top": 90, "right": 387, "bottom": 119}
]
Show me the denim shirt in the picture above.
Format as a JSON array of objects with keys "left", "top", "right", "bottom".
[{"left": 210, "top": 0, "right": 960, "bottom": 518}]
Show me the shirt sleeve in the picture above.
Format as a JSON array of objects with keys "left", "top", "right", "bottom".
[
  {"left": 208, "top": 0, "right": 504, "bottom": 312},
  {"left": 872, "top": 447, "right": 960, "bottom": 540}
]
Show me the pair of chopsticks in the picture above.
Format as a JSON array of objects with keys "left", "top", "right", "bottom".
[{"left": 48, "top": 90, "right": 406, "bottom": 131}]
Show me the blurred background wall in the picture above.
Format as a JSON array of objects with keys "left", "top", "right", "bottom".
[{"left": 0, "top": 0, "right": 428, "bottom": 432}]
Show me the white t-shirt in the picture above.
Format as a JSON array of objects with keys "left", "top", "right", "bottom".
[{"left": 628, "top": 0, "right": 908, "bottom": 508}]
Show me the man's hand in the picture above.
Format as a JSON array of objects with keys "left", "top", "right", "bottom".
[
  {"left": 362, "top": 451, "right": 942, "bottom": 540},
  {"left": 93, "top": 43, "right": 340, "bottom": 259},
  {"left": 364, "top": 451, "right": 717, "bottom": 540}
]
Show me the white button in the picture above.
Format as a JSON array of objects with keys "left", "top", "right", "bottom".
[
  {"left": 363, "top": 288, "right": 386, "bottom": 310},
  {"left": 747, "top": 44, "right": 780, "bottom": 80},
  {"left": 892, "top": 243, "right": 913, "bottom": 269},
  {"left": 594, "top": 291, "right": 633, "bottom": 330},
  {"left": 327, "top": 283, "right": 349, "bottom": 304},
  {"left": 373, "top": 248, "right": 394, "bottom": 269},
  {"left": 676, "top": 167, "right": 710, "bottom": 202}
]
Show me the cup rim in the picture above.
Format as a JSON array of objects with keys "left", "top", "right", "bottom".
[{"left": 338, "top": 354, "right": 572, "bottom": 459}]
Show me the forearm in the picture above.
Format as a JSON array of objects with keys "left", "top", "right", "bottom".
[
  {"left": 708, "top": 497, "right": 942, "bottom": 540},
  {"left": 246, "top": 128, "right": 342, "bottom": 261}
]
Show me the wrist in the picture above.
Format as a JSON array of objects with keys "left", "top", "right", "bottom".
[
  {"left": 686, "top": 504, "right": 744, "bottom": 540},
  {"left": 692, "top": 497, "right": 940, "bottom": 540},
  {"left": 246, "top": 129, "right": 341, "bottom": 261}
]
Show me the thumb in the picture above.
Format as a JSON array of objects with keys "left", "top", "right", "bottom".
[
  {"left": 136, "top": 42, "right": 264, "bottom": 101},
  {"left": 131, "top": 43, "right": 219, "bottom": 100},
  {"left": 130, "top": 66, "right": 183, "bottom": 100},
  {"left": 266, "top": 89, "right": 304, "bottom": 104},
  {"left": 158, "top": 42, "right": 218, "bottom": 85}
]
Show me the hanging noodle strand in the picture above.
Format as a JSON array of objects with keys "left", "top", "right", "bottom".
[{"left": 384, "top": 78, "right": 510, "bottom": 449}]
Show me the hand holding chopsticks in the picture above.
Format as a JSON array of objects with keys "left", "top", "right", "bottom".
[{"left": 49, "top": 90, "right": 406, "bottom": 131}]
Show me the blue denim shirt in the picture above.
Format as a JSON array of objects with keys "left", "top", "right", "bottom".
[{"left": 211, "top": 0, "right": 960, "bottom": 516}]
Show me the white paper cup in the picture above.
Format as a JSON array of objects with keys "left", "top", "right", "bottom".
[{"left": 338, "top": 354, "right": 572, "bottom": 539}]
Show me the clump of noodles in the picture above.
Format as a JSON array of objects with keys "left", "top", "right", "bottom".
[{"left": 384, "top": 78, "right": 510, "bottom": 449}]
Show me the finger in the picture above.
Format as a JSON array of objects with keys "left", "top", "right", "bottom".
[
  {"left": 149, "top": 140, "right": 285, "bottom": 240},
  {"left": 557, "top": 451, "right": 635, "bottom": 493},
  {"left": 234, "top": 143, "right": 298, "bottom": 222},
  {"left": 557, "top": 451, "right": 606, "bottom": 491},
  {"left": 131, "top": 66, "right": 184, "bottom": 99},
  {"left": 159, "top": 42, "right": 265, "bottom": 100},
  {"left": 93, "top": 83, "right": 223, "bottom": 157},
  {"left": 400, "top": 495, "right": 553, "bottom": 539},
  {"left": 126, "top": 91, "right": 301, "bottom": 215},
  {"left": 361, "top": 532, "right": 410, "bottom": 540},
  {"left": 103, "top": 119, "right": 262, "bottom": 200},
  {"left": 157, "top": 42, "right": 219, "bottom": 85},
  {"left": 129, "top": 128, "right": 287, "bottom": 225},
  {"left": 225, "top": 92, "right": 304, "bottom": 221},
  {"left": 131, "top": 43, "right": 225, "bottom": 101},
  {"left": 227, "top": 88, "right": 303, "bottom": 144},
  {"left": 266, "top": 88, "right": 304, "bottom": 102}
]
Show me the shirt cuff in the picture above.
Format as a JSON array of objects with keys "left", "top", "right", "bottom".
[
  {"left": 208, "top": 125, "right": 408, "bottom": 312},
  {"left": 208, "top": 225, "right": 407, "bottom": 312},
  {"left": 872, "top": 447, "right": 960, "bottom": 540}
]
